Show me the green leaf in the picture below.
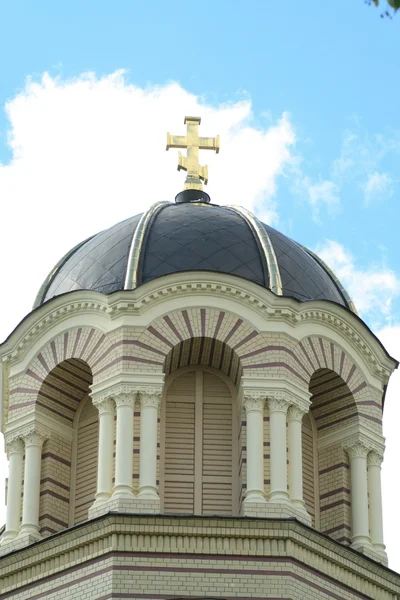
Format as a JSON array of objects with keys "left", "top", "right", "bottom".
[{"left": 388, "top": 0, "right": 400, "bottom": 10}]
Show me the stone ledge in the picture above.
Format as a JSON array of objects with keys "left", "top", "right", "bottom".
[{"left": 0, "top": 514, "right": 399, "bottom": 598}]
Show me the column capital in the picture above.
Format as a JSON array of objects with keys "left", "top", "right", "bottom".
[
  {"left": 343, "top": 441, "right": 370, "bottom": 459},
  {"left": 18, "top": 426, "right": 48, "bottom": 448},
  {"left": 114, "top": 391, "right": 136, "bottom": 409},
  {"left": 92, "top": 396, "right": 115, "bottom": 415},
  {"left": 6, "top": 437, "right": 24, "bottom": 456},
  {"left": 342, "top": 435, "right": 384, "bottom": 460},
  {"left": 139, "top": 389, "right": 162, "bottom": 409},
  {"left": 287, "top": 405, "right": 306, "bottom": 422},
  {"left": 268, "top": 394, "right": 290, "bottom": 414},
  {"left": 242, "top": 391, "right": 265, "bottom": 413},
  {"left": 368, "top": 450, "right": 384, "bottom": 467}
]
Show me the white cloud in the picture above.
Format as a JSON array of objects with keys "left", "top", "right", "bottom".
[
  {"left": 306, "top": 177, "right": 340, "bottom": 212},
  {"left": 362, "top": 171, "right": 393, "bottom": 204},
  {"left": 0, "top": 70, "right": 296, "bottom": 343},
  {"left": 293, "top": 175, "right": 340, "bottom": 222},
  {"left": 316, "top": 240, "right": 400, "bottom": 326}
]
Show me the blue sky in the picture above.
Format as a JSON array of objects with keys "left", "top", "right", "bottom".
[
  {"left": 1, "top": 0, "right": 400, "bottom": 328},
  {"left": 1, "top": 0, "right": 400, "bottom": 569}
]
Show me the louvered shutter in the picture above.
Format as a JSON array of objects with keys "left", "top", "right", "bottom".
[
  {"left": 302, "top": 413, "right": 316, "bottom": 525},
  {"left": 74, "top": 398, "right": 98, "bottom": 524},
  {"left": 202, "top": 372, "right": 233, "bottom": 515},
  {"left": 164, "top": 371, "right": 196, "bottom": 514}
]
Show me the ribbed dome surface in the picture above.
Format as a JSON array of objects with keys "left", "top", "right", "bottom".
[{"left": 34, "top": 201, "right": 353, "bottom": 311}]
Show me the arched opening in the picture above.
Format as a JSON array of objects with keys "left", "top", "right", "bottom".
[
  {"left": 37, "top": 358, "right": 92, "bottom": 535},
  {"left": 309, "top": 367, "right": 357, "bottom": 544},
  {"left": 71, "top": 394, "right": 98, "bottom": 525},
  {"left": 160, "top": 338, "right": 241, "bottom": 516}
]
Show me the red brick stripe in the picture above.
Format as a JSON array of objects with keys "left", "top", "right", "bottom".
[
  {"left": 320, "top": 499, "right": 351, "bottom": 512},
  {"left": 182, "top": 309, "right": 194, "bottom": 338},
  {"left": 320, "top": 487, "right": 350, "bottom": 500},
  {"left": 319, "top": 462, "right": 349, "bottom": 475},
  {"left": 42, "top": 452, "right": 71, "bottom": 467},
  {"left": 72, "top": 328, "right": 82, "bottom": 356},
  {"left": 164, "top": 315, "right": 183, "bottom": 341},
  {"left": 50, "top": 341, "right": 58, "bottom": 366}
]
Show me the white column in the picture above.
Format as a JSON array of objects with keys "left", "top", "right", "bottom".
[
  {"left": 243, "top": 395, "right": 266, "bottom": 503},
  {"left": 93, "top": 397, "right": 115, "bottom": 506},
  {"left": 2, "top": 438, "right": 24, "bottom": 542},
  {"left": 287, "top": 405, "right": 307, "bottom": 514},
  {"left": 113, "top": 392, "right": 136, "bottom": 499},
  {"left": 20, "top": 432, "right": 46, "bottom": 538},
  {"left": 347, "top": 443, "right": 371, "bottom": 549},
  {"left": 269, "top": 396, "right": 289, "bottom": 503},
  {"left": 138, "top": 391, "right": 161, "bottom": 499},
  {"left": 368, "top": 451, "right": 386, "bottom": 557}
]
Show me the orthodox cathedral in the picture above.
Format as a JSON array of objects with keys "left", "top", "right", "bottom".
[{"left": 1, "top": 117, "right": 400, "bottom": 599}]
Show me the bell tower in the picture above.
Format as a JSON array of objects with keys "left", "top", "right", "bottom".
[{"left": 1, "top": 118, "right": 399, "bottom": 599}]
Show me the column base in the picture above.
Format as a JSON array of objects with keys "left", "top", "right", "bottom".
[
  {"left": 88, "top": 496, "right": 112, "bottom": 519},
  {"left": 0, "top": 530, "right": 19, "bottom": 544},
  {"left": 19, "top": 525, "right": 41, "bottom": 539},
  {"left": 290, "top": 499, "right": 312, "bottom": 526},
  {"left": 269, "top": 490, "right": 290, "bottom": 504},
  {"left": 242, "top": 499, "right": 269, "bottom": 518},
  {"left": 0, "top": 532, "right": 41, "bottom": 556},
  {"left": 135, "top": 495, "right": 161, "bottom": 514},
  {"left": 351, "top": 535, "right": 372, "bottom": 552},
  {"left": 352, "top": 540, "right": 387, "bottom": 564},
  {"left": 371, "top": 545, "right": 388, "bottom": 566},
  {"left": 107, "top": 494, "right": 138, "bottom": 513}
]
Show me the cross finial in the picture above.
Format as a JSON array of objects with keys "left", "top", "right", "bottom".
[{"left": 166, "top": 116, "right": 220, "bottom": 190}]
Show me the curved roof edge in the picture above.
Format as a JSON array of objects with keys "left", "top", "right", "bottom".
[
  {"left": 33, "top": 234, "right": 96, "bottom": 309},
  {"left": 300, "top": 244, "right": 358, "bottom": 315}
]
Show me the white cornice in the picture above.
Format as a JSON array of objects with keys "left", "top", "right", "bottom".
[{"left": 0, "top": 272, "right": 396, "bottom": 384}]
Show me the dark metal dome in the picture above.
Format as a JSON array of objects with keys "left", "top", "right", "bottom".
[{"left": 34, "top": 201, "right": 356, "bottom": 312}]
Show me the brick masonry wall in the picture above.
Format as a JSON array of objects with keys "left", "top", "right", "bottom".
[{"left": 39, "top": 435, "right": 72, "bottom": 535}]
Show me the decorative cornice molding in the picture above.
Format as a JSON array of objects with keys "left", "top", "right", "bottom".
[
  {"left": 266, "top": 389, "right": 310, "bottom": 414},
  {"left": 1, "top": 273, "right": 395, "bottom": 385}
]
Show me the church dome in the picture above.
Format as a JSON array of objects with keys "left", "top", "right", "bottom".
[{"left": 34, "top": 198, "right": 356, "bottom": 312}]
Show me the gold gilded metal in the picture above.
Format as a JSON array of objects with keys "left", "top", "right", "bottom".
[
  {"left": 166, "top": 116, "right": 220, "bottom": 190},
  {"left": 227, "top": 205, "right": 283, "bottom": 296},
  {"left": 124, "top": 201, "right": 169, "bottom": 290}
]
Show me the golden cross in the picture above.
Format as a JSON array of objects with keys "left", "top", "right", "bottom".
[{"left": 166, "top": 116, "right": 220, "bottom": 190}]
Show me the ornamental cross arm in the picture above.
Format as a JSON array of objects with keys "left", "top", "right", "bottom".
[{"left": 166, "top": 116, "right": 220, "bottom": 190}]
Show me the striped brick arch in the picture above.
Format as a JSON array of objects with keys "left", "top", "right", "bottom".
[
  {"left": 9, "top": 327, "right": 111, "bottom": 418},
  {"left": 164, "top": 338, "right": 242, "bottom": 386},
  {"left": 134, "top": 308, "right": 263, "bottom": 371},
  {"left": 294, "top": 335, "right": 382, "bottom": 429}
]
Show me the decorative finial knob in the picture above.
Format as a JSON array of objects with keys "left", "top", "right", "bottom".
[{"left": 166, "top": 116, "right": 220, "bottom": 191}]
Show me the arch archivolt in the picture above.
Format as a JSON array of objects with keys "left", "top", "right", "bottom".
[
  {"left": 134, "top": 307, "right": 262, "bottom": 366},
  {"left": 7, "top": 326, "right": 112, "bottom": 422}
]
